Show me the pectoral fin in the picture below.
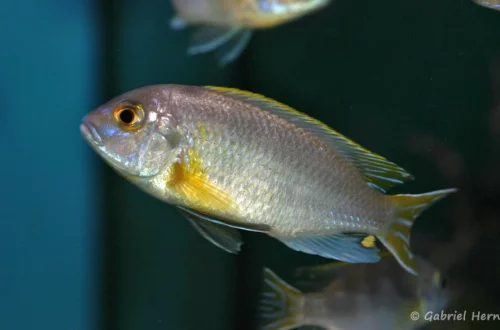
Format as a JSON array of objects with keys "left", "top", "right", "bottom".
[
  {"left": 279, "top": 233, "right": 381, "bottom": 263},
  {"left": 167, "top": 154, "right": 241, "bottom": 216},
  {"left": 180, "top": 209, "right": 242, "bottom": 253}
]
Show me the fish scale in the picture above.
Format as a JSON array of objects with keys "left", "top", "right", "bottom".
[
  {"left": 173, "top": 88, "right": 386, "bottom": 236},
  {"left": 81, "top": 84, "right": 456, "bottom": 275}
]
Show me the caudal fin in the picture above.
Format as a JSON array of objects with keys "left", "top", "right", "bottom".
[
  {"left": 382, "top": 188, "right": 457, "bottom": 276},
  {"left": 258, "top": 268, "right": 304, "bottom": 330}
]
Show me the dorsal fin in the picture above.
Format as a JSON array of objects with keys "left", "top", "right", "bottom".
[{"left": 205, "top": 86, "right": 414, "bottom": 192}]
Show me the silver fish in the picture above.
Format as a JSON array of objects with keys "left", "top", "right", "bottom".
[
  {"left": 80, "top": 84, "right": 456, "bottom": 275},
  {"left": 259, "top": 256, "right": 451, "bottom": 330},
  {"left": 169, "top": 0, "right": 331, "bottom": 66}
]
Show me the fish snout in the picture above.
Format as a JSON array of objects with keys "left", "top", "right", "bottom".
[{"left": 80, "top": 117, "right": 103, "bottom": 146}]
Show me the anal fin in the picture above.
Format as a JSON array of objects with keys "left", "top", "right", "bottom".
[{"left": 279, "top": 233, "right": 381, "bottom": 263}]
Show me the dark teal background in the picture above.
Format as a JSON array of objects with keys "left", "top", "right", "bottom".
[
  {"left": 2, "top": 0, "right": 500, "bottom": 329},
  {"left": 1, "top": 1, "right": 101, "bottom": 330}
]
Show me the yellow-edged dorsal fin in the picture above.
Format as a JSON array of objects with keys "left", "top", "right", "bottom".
[{"left": 205, "top": 86, "right": 414, "bottom": 192}]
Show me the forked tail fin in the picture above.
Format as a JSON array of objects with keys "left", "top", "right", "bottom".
[
  {"left": 382, "top": 188, "right": 457, "bottom": 276},
  {"left": 258, "top": 268, "right": 304, "bottom": 330}
]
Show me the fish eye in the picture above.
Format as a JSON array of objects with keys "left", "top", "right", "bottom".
[
  {"left": 113, "top": 104, "right": 144, "bottom": 129},
  {"left": 119, "top": 108, "right": 135, "bottom": 124},
  {"left": 440, "top": 278, "right": 447, "bottom": 289}
]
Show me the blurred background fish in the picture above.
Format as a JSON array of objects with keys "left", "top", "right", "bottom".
[
  {"left": 472, "top": 0, "right": 500, "bottom": 11},
  {"left": 169, "top": 0, "right": 331, "bottom": 66},
  {"left": 258, "top": 256, "right": 451, "bottom": 330},
  {"left": 80, "top": 85, "right": 456, "bottom": 276}
]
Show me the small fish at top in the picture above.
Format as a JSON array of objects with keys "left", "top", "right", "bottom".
[
  {"left": 258, "top": 256, "right": 451, "bottom": 330},
  {"left": 80, "top": 84, "right": 456, "bottom": 275},
  {"left": 169, "top": 0, "right": 331, "bottom": 66},
  {"left": 472, "top": 0, "right": 500, "bottom": 11}
]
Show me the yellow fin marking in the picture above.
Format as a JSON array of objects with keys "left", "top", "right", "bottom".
[
  {"left": 167, "top": 148, "right": 239, "bottom": 216},
  {"left": 361, "top": 235, "right": 376, "bottom": 248}
]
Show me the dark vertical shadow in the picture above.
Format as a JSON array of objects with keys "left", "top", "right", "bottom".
[{"left": 99, "top": 0, "right": 120, "bottom": 329}]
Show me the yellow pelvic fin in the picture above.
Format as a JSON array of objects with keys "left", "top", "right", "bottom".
[
  {"left": 259, "top": 268, "right": 304, "bottom": 330},
  {"left": 167, "top": 149, "right": 239, "bottom": 216},
  {"left": 382, "top": 188, "right": 457, "bottom": 276},
  {"left": 205, "top": 86, "right": 413, "bottom": 192}
]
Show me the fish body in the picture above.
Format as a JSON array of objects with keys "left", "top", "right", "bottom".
[
  {"left": 472, "top": 0, "right": 500, "bottom": 11},
  {"left": 80, "top": 85, "right": 456, "bottom": 274},
  {"left": 169, "top": 0, "right": 331, "bottom": 66},
  {"left": 259, "top": 257, "right": 451, "bottom": 330},
  {"left": 171, "top": 0, "right": 331, "bottom": 28}
]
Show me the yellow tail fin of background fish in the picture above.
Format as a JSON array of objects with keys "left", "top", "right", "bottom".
[
  {"left": 258, "top": 268, "right": 304, "bottom": 330},
  {"left": 383, "top": 188, "right": 457, "bottom": 276}
]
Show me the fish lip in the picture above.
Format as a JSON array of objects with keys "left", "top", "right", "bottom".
[{"left": 80, "top": 120, "right": 103, "bottom": 146}]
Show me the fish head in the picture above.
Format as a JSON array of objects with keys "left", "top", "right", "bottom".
[
  {"left": 80, "top": 86, "right": 181, "bottom": 178},
  {"left": 415, "top": 258, "right": 451, "bottom": 313}
]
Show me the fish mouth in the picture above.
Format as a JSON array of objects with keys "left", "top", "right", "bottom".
[
  {"left": 79, "top": 118, "right": 140, "bottom": 178},
  {"left": 80, "top": 119, "right": 103, "bottom": 147}
]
